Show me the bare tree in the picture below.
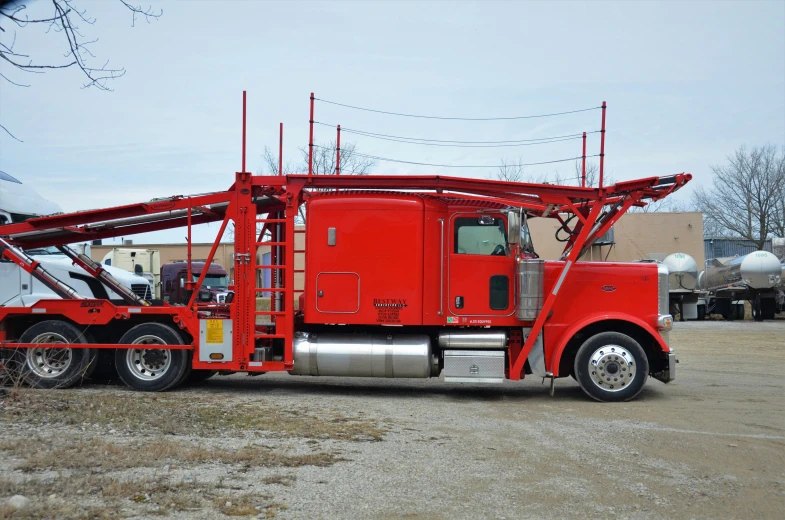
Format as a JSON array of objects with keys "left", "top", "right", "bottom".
[
  {"left": 577, "top": 160, "right": 601, "bottom": 187},
  {"left": 0, "top": 0, "right": 161, "bottom": 140},
  {"left": 299, "top": 140, "right": 376, "bottom": 177},
  {"left": 694, "top": 144, "right": 785, "bottom": 249},
  {"left": 494, "top": 157, "right": 526, "bottom": 182},
  {"left": 256, "top": 140, "right": 376, "bottom": 223}
]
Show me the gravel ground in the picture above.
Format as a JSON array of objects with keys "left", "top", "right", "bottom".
[{"left": 2, "top": 321, "right": 784, "bottom": 519}]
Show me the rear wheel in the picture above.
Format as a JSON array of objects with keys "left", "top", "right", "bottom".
[
  {"left": 15, "top": 320, "right": 97, "bottom": 389},
  {"left": 573, "top": 331, "right": 649, "bottom": 402},
  {"left": 114, "top": 323, "right": 190, "bottom": 392}
]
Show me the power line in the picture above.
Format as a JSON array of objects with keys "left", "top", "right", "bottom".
[
  {"left": 314, "top": 122, "right": 599, "bottom": 147},
  {"left": 313, "top": 145, "right": 599, "bottom": 169},
  {"left": 315, "top": 97, "right": 601, "bottom": 121}
]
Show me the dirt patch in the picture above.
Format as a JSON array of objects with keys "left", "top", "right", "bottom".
[{"left": 1, "top": 322, "right": 784, "bottom": 519}]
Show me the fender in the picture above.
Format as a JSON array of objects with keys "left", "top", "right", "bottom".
[{"left": 547, "top": 312, "right": 670, "bottom": 376}]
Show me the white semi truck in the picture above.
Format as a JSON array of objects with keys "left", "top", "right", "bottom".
[
  {"left": 0, "top": 172, "right": 153, "bottom": 305},
  {"left": 101, "top": 248, "right": 161, "bottom": 298}
]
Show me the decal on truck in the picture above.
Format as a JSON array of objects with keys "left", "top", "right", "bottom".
[
  {"left": 374, "top": 298, "right": 406, "bottom": 324},
  {"left": 206, "top": 319, "right": 224, "bottom": 344}
]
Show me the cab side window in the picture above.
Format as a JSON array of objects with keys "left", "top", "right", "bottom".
[{"left": 454, "top": 217, "right": 508, "bottom": 255}]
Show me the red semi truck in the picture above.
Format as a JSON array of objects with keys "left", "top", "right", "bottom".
[
  {"left": 160, "top": 261, "right": 232, "bottom": 305},
  {"left": 0, "top": 170, "right": 689, "bottom": 402},
  {"left": 0, "top": 101, "right": 690, "bottom": 402}
]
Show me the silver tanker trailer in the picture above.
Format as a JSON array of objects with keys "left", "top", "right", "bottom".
[
  {"left": 661, "top": 253, "right": 706, "bottom": 321},
  {"left": 699, "top": 250, "right": 783, "bottom": 321}
]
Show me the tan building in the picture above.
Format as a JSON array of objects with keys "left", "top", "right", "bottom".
[{"left": 528, "top": 212, "right": 705, "bottom": 266}]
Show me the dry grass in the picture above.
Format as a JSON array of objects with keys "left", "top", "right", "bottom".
[
  {"left": 0, "top": 437, "right": 340, "bottom": 473},
  {"left": 215, "top": 493, "right": 286, "bottom": 517},
  {"left": 0, "top": 374, "right": 387, "bottom": 518},
  {"left": 1, "top": 389, "right": 387, "bottom": 441},
  {"left": 0, "top": 473, "right": 227, "bottom": 519},
  {"left": 261, "top": 474, "right": 296, "bottom": 487}
]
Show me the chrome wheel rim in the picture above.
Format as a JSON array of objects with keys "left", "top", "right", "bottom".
[
  {"left": 126, "top": 335, "right": 172, "bottom": 381},
  {"left": 588, "top": 344, "right": 636, "bottom": 392},
  {"left": 26, "top": 333, "right": 73, "bottom": 379}
]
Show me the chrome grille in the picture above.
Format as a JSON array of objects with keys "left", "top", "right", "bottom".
[{"left": 131, "top": 284, "right": 151, "bottom": 300}]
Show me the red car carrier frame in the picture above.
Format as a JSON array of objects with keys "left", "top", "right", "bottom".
[{"left": 0, "top": 93, "right": 690, "bottom": 401}]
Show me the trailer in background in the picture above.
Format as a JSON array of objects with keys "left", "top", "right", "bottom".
[{"left": 101, "top": 248, "right": 161, "bottom": 298}]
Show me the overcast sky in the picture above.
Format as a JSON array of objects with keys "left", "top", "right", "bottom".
[{"left": 1, "top": 0, "right": 783, "bottom": 244}]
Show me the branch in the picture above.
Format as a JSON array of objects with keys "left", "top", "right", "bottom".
[
  {"left": 118, "top": 0, "right": 162, "bottom": 26},
  {"left": 0, "top": 123, "right": 23, "bottom": 142},
  {"left": 0, "top": 70, "right": 29, "bottom": 86}
]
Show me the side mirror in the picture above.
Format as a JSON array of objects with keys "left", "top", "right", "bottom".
[
  {"left": 179, "top": 277, "right": 184, "bottom": 289},
  {"left": 507, "top": 210, "right": 521, "bottom": 244}
]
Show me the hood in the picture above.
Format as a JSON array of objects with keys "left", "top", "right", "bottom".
[{"left": 31, "top": 254, "right": 152, "bottom": 288}]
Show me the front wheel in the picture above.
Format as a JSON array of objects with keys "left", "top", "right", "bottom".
[
  {"left": 114, "top": 323, "right": 190, "bottom": 392},
  {"left": 573, "top": 332, "right": 649, "bottom": 402}
]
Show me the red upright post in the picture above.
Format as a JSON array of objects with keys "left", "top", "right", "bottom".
[
  {"left": 581, "top": 131, "right": 587, "bottom": 187},
  {"left": 279, "top": 122, "right": 283, "bottom": 176},
  {"left": 308, "top": 93, "right": 315, "bottom": 177},
  {"left": 336, "top": 125, "right": 341, "bottom": 175},
  {"left": 242, "top": 91, "right": 247, "bottom": 174},
  {"left": 186, "top": 205, "right": 193, "bottom": 292},
  {"left": 599, "top": 101, "right": 606, "bottom": 188}
]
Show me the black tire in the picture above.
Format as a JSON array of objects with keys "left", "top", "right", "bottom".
[
  {"left": 14, "top": 320, "right": 97, "bottom": 389},
  {"left": 697, "top": 304, "right": 706, "bottom": 321},
  {"left": 114, "top": 323, "right": 190, "bottom": 392},
  {"left": 185, "top": 369, "right": 218, "bottom": 385},
  {"left": 573, "top": 331, "right": 649, "bottom": 402},
  {"left": 752, "top": 299, "right": 763, "bottom": 322},
  {"left": 761, "top": 298, "right": 777, "bottom": 321}
]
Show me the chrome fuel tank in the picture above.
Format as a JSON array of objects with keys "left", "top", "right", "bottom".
[{"left": 290, "top": 333, "right": 436, "bottom": 378}]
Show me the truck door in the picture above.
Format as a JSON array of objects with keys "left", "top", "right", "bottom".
[
  {"left": 448, "top": 215, "right": 514, "bottom": 319},
  {"left": 0, "top": 261, "right": 21, "bottom": 305}
]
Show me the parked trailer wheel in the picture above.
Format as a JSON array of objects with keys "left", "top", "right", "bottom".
[
  {"left": 573, "top": 332, "right": 649, "bottom": 402},
  {"left": 14, "top": 320, "right": 97, "bottom": 389},
  {"left": 114, "top": 323, "right": 190, "bottom": 392}
]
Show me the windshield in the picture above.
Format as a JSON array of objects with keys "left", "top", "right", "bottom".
[
  {"left": 25, "top": 246, "right": 62, "bottom": 255},
  {"left": 194, "top": 274, "right": 228, "bottom": 289}
]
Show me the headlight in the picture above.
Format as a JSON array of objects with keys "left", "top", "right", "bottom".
[{"left": 658, "top": 314, "right": 673, "bottom": 331}]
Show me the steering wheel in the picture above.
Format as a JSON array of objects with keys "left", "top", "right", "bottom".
[{"left": 490, "top": 244, "right": 506, "bottom": 256}]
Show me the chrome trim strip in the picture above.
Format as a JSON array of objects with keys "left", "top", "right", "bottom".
[
  {"left": 552, "top": 260, "right": 572, "bottom": 295},
  {"left": 438, "top": 218, "right": 444, "bottom": 316}
]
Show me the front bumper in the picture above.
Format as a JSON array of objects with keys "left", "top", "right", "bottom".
[{"left": 652, "top": 352, "right": 676, "bottom": 383}]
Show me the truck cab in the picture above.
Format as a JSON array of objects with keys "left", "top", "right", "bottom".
[
  {"left": 101, "top": 248, "right": 161, "bottom": 298},
  {"left": 160, "top": 261, "right": 231, "bottom": 304}
]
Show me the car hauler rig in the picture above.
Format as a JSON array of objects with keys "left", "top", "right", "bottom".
[{"left": 0, "top": 95, "right": 690, "bottom": 402}]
